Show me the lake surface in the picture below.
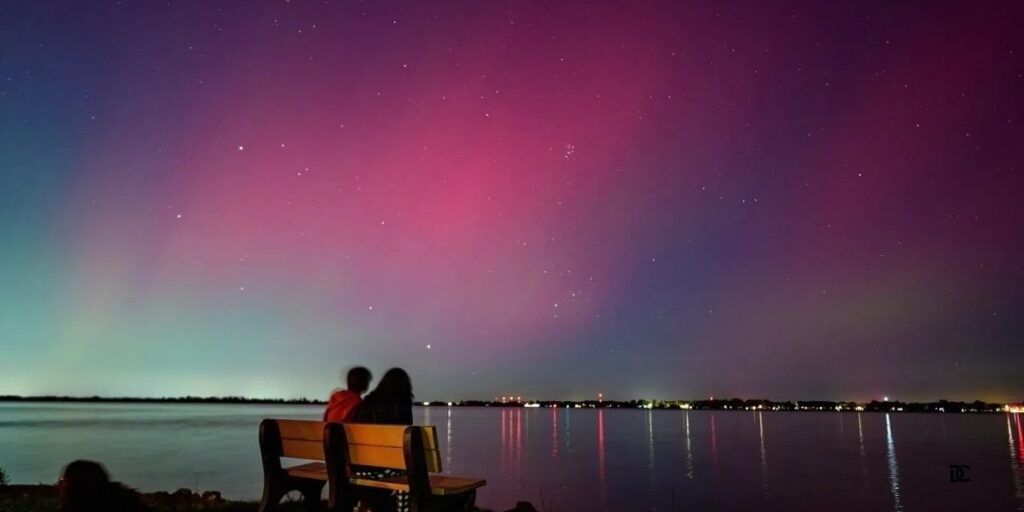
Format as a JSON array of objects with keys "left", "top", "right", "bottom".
[{"left": 1, "top": 403, "right": 1023, "bottom": 511}]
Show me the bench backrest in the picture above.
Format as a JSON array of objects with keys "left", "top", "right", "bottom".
[
  {"left": 341, "top": 423, "right": 441, "bottom": 472},
  {"left": 259, "top": 419, "right": 440, "bottom": 472},
  {"left": 277, "top": 419, "right": 327, "bottom": 460}
]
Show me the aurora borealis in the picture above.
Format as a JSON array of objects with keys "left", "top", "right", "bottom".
[{"left": 1, "top": 1, "right": 1022, "bottom": 401}]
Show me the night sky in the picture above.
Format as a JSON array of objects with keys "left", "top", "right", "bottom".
[{"left": 2, "top": 1, "right": 1022, "bottom": 402}]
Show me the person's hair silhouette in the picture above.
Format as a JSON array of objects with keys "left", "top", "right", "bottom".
[
  {"left": 355, "top": 367, "right": 414, "bottom": 425},
  {"left": 59, "top": 460, "right": 147, "bottom": 512}
]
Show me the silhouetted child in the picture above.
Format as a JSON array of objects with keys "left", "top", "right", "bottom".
[
  {"left": 324, "top": 366, "right": 372, "bottom": 423},
  {"left": 59, "top": 460, "right": 148, "bottom": 512}
]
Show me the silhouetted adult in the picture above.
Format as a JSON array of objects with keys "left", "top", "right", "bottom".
[
  {"left": 351, "top": 368, "right": 415, "bottom": 512},
  {"left": 354, "top": 367, "right": 413, "bottom": 425},
  {"left": 59, "top": 460, "right": 148, "bottom": 512}
]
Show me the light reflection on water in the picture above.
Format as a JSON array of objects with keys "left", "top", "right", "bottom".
[
  {"left": 1013, "top": 413, "right": 1024, "bottom": 510},
  {"left": 1018, "top": 414, "right": 1024, "bottom": 465},
  {"left": 758, "top": 411, "right": 767, "bottom": 501},
  {"left": 710, "top": 412, "right": 719, "bottom": 474},
  {"left": 683, "top": 411, "right": 694, "bottom": 479},
  {"left": 550, "top": 407, "right": 557, "bottom": 460},
  {"left": 445, "top": 407, "right": 452, "bottom": 471},
  {"left": 857, "top": 412, "right": 868, "bottom": 488},
  {"left": 885, "top": 413, "right": 902, "bottom": 512},
  {"left": 2, "top": 403, "right": 1023, "bottom": 511},
  {"left": 596, "top": 409, "right": 605, "bottom": 483},
  {"left": 646, "top": 409, "right": 655, "bottom": 472},
  {"left": 645, "top": 409, "right": 655, "bottom": 500}
]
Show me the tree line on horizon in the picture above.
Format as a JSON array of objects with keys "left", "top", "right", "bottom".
[{"left": 2, "top": 395, "right": 1020, "bottom": 413}]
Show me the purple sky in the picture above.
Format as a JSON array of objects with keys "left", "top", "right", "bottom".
[{"left": 1, "top": 1, "right": 1022, "bottom": 401}]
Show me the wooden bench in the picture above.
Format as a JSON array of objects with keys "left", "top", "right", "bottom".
[
  {"left": 258, "top": 419, "right": 329, "bottom": 512},
  {"left": 258, "top": 419, "right": 486, "bottom": 512}
]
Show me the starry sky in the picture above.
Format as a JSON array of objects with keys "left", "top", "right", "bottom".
[{"left": 1, "top": 1, "right": 1022, "bottom": 402}]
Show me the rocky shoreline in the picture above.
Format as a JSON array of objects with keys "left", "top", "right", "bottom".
[
  {"left": 0, "top": 484, "right": 537, "bottom": 512},
  {"left": 0, "top": 484, "right": 253, "bottom": 511}
]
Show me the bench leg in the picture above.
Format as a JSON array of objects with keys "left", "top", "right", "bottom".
[
  {"left": 260, "top": 477, "right": 325, "bottom": 512},
  {"left": 359, "top": 488, "right": 400, "bottom": 512},
  {"left": 300, "top": 480, "right": 327, "bottom": 512},
  {"left": 258, "top": 478, "right": 285, "bottom": 512}
]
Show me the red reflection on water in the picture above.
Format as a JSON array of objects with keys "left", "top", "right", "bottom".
[
  {"left": 597, "top": 409, "right": 606, "bottom": 482},
  {"left": 510, "top": 408, "right": 522, "bottom": 479},
  {"left": 500, "top": 407, "right": 507, "bottom": 472},
  {"left": 500, "top": 407, "right": 507, "bottom": 444},
  {"left": 710, "top": 413, "right": 719, "bottom": 472},
  {"left": 1016, "top": 413, "right": 1023, "bottom": 463},
  {"left": 516, "top": 407, "right": 523, "bottom": 462}
]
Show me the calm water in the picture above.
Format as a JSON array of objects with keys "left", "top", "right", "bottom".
[{"left": 1, "top": 403, "right": 1023, "bottom": 511}]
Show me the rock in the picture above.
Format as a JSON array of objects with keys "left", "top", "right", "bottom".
[
  {"left": 201, "top": 490, "right": 224, "bottom": 504},
  {"left": 169, "top": 487, "right": 196, "bottom": 505},
  {"left": 0, "top": 484, "right": 58, "bottom": 498}
]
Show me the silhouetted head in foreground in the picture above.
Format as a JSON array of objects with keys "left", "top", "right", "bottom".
[
  {"left": 60, "top": 460, "right": 109, "bottom": 510},
  {"left": 373, "top": 367, "right": 413, "bottom": 401},
  {"left": 346, "top": 366, "right": 372, "bottom": 394},
  {"left": 59, "top": 460, "right": 147, "bottom": 512}
]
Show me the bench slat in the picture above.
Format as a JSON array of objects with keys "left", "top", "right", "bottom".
[
  {"left": 350, "top": 474, "right": 487, "bottom": 496},
  {"left": 348, "top": 444, "right": 407, "bottom": 469},
  {"left": 343, "top": 424, "right": 439, "bottom": 451},
  {"left": 277, "top": 419, "right": 325, "bottom": 442},
  {"left": 281, "top": 439, "right": 324, "bottom": 460},
  {"left": 346, "top": 445, "right": 441, "bottom": 473},
  {"left": 342, "top": 423, "right": 407, "bottom": 447},
  {"left": 286, "top": 462, "right": 327, "bottom": 481}
]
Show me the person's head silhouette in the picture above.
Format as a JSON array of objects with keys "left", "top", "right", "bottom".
[
  {"left": 373, "top": 367, "right": 413, "bottom": 400},
  {"left": 346, "top": 366, "right": 372, "bottom": 394},
  {"left": 59, "top": 460, "right": 147, "bottom": 512},
  {"left": 59, "top": 460, "right": 111, "bottom": 511}
]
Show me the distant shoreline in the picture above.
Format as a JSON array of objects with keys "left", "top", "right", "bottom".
[
  {"left": 2, "top": 395, "right": 1021, "bottom": 414},
  {"left": 0, "top": 395, "right": 326, "bottom": 405}
]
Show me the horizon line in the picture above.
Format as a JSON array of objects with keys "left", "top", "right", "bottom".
[{"left": 2, "top": 394, "right": 1021, "bottom": 406}]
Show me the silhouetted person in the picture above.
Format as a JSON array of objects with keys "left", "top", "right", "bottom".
[
  {"left": 324, "top": 366, "right": 372, "bottom": 423},
  {"left": 354, "top": 367, "right": 413, "bottom": 425},
  {"left": 351, "top": 368, "right": 415, "bottom": 512},
  {"left": 59, "top": 460, "right": 148, "bottom": 512}
]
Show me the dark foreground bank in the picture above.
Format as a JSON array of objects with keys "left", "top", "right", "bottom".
[{"left": 0, "top": 485, "right": 537, "bottom": 512}]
